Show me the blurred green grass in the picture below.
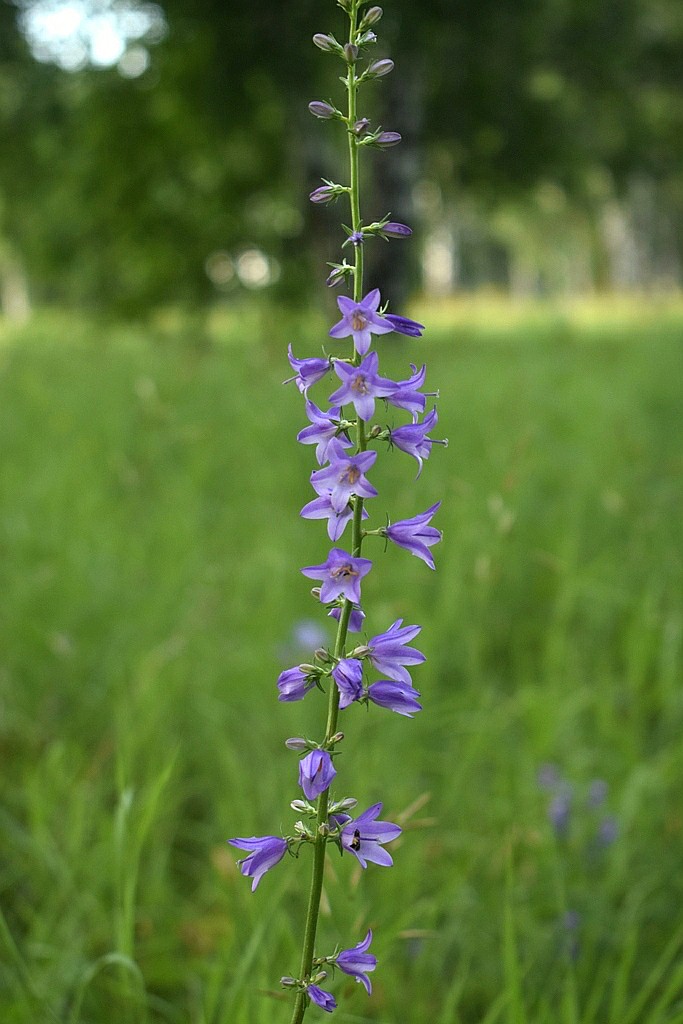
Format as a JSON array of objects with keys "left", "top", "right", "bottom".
[{"left": 0, "top": 302, "right": 682, "bottom": 1023}]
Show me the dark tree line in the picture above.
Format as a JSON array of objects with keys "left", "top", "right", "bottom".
[{"left": 1, "top": 0, "right": 682, "bottom": 313}]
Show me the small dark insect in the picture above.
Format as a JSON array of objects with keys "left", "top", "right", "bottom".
[{"left": 350, "top": 828, "right": 361, "bottom": 851}]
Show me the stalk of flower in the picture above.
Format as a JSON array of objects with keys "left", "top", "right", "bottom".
[{"left": 227, "top": 2, "right": 444, "bottom": 1020}]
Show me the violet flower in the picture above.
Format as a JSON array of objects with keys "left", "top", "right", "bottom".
[
  {"left": 227, "top": 835, "right": 288, "bottom": 891},
  {"left": 389, "top": 407, "right": 439, "bottom": 475},
  {"left": 297, "top": 402, "right": 352, "bottom": 465},
  {"left": 307, "top": 982, "right": 337, "bottom": 1013},
  {"left": 387, "top": 363, "right": 427, "bottom": 420},
  {"left": 300, "top": 492, "right": 368, "bottom": 542},
  {"left": 301, "top": 548, "right": 372, "bottom": 604},
  {"left": 328, "top": 350, "right": 397, "bottom": 421},
  {"left": 384, "top": 501, "right": 442, "bottom": 569},
  {"left": 332, "top": 657, "right": 364, "bottom": 708},
  {"left": 328, "top": 604, "right": 366, "bottom": 633},
  {"left": 367, "top": 679, "right": 422, "bottom": 717},
  {"left": 381, "top": 221, "right": 412, "bottom": 238},
  {"left": 285, "top": 345, "right": 332, "bottom": 393},
  {"left": 337, "top": 802, "right": 402, "bottom": 867},
  {"left": 335, "top": 930, "right": 377, "bottom": 993},
  {"left": 329, "top": 288, "right": 393, "bottom": 356},
  {"left": 366, "top": 619, "right": 425, "bottom": 686},
  {"left": 299, "top": 749, "right": 337, "bottom": 800},
  {"left": 310, "top": 440, "right": 378, "bottom": 512},
  {"left": 277, "top": 666, "right": 318, "bottom": 702},
  {"left": 385, "top": 313, "right": 424, "bottom": 337}
]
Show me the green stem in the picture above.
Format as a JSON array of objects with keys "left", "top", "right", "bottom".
[{"left": 289, "top": 6, "right": 365, "bottom": 1022}]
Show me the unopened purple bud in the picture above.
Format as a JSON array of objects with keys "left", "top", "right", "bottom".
[
  {"left": 382, "top": 221, "right": 413, "bottom": 238},
  {"left": 360, "top": 6, "right": 383, "bottom": 29},
  {"left": 367, "top": 58, "right": 394, "bottom": 78},
  {"left": 374, "top": 131, "right": 402, "bottom": 148},
  {"left": 309, "top": 185, "right": 337, "bottom": 204},
  {"left": 358, "top": 30, "right": 377, "bottom": 45},
  {"left": 308, "top": 100, "right": 336, "bottom": 120},
  {"left": 353, "top": 117, "right": 371, "bottom": 136},
  {"left": 313, "top": 33, "right": 340, "bottom": 53},
  {"left": 285, "top": 737, "right": 309, "bottom": 751},
  {"left": 326, "top": 264, "right": 351, "bottom": 287},
  {"left": 344, "top": 43, "right": 359, "bottom": 62}
]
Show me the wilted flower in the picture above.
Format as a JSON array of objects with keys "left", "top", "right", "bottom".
[{"left": 307, "top": 982, "right": 337, "bottom": 1012}]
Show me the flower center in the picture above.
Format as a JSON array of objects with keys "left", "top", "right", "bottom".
[
  {"left": 351, "top": 374, "right": 369, "bottom": 394},
  {"left": 330, "top": 563, "right": 358, "bottom": 579},
  {"left": 351, "top": 312, "right": 367, "bottom": 331},
  {"left": 343, "top": 466, "right": 361, "bottom": 485}
]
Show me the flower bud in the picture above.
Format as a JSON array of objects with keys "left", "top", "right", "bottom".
[
  {"left": 310, "top": 587, "right": 321, "bottom": 599},
  {"left": 360, "top": 6, "right": 383, "bottom": 29},
  {"left": 280, "top": 976, "right": 298, "bottom": 988},
  {"left": 358, "top": 30, "right": 377, "bottom": 45},
  {"left": 308, "top": 100, "right": 336, "bottom": 120},
  {"left": 353, "top": 117, "right": 371, "bottom": 137},
  {"left": 313, "top": 33, "right": 340, "bottom": 52},
  {"left": 308, "top": 185, "right": 336, "bottom": 204},
  {"left": 382, "top": 221, "right": 413, "bottom": 237},
  {"left": 367, "top": 58, "right": 394, "bottom": 78},
  {"left": 285, "top": 737, "right": 309, "bottom": 751},
  {"left": 374, "top": 131, "right": 402, "bottom": 148},
  {"left": 331, "top": 796, "right": 358, "bottom": 812},
  {"left": 290, "top": 799, "right": 311, "bottom": 812},
  {"left": 344, "top": 42, "right": 359, "bottom": 62},
  {"left": 329, "top": 732, "right": 345, "bottom": 745},
  {"left": 326, "top": 262, "right": 353, "bottom": 287}
]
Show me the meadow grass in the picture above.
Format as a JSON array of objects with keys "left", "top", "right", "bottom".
[{"left": 0, "top": 300, "right": 682, "bottom": 1023}]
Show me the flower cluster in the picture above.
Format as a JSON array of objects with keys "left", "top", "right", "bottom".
[{"left": 228, "top": 2, "right": 446, "bottom": 1019}]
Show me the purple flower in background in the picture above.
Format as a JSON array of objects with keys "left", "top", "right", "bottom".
[
  {"left": 311, "top": 441, "right": 378, "bottom": 512},
  {"left": 385, "top": 502, "right": 442, "bottom": 569},
  {"left": 587, "top": 779, "right": 609, "bottom": 808},
  {"left": 387, "top": 363, "right": 427, "bottom": 420},
  {"left": 227, "top": 835, "right": 288, "bottom": 891},
  {"left": 385, "top": 313, "right": 424, "bottom": 338},
  {"left": 297, "top": 402, "right": 352, "bottom": 465},
  {"left": 335, "top": 930, "right": 377, "bottom": 993},
  {"left": 307, "top": 982, "right": 337, "bottom": 1013},
  {"left": 537, "top": 763, "right": 561, "bottom": 790},
  {"left": 329, "top": 351, "right": 397, "bottom": 421},
  {"left": 301, "top": 493, "right": 368, "bottom": 541},
  {"left": 299, "top": 749, "right": 337, "bottom": 800},
  {"left": 285, "top": 345, "right": 332, "bottom": 393},
  {"left": 328, "top": 604, "right": 366, "bottom": 633},
  {"left": 366, "top": 619, "right": 425, "bottom": 686},
  {"left": 597, "top": 815, "right": 619, "bottom": 846},
  {"left": 329, "top": 288, "right": 393, "bottom": 356},
  {"left": 301, "top": 548, "right": 372, "bottom": 604},
  {"left": 277, "top": 666, "right": 318, "bottom": 702},
  {"left": 332, "top": 657, "right": 364, "bottom": 708},
  {"left": 389, "top": 408, "right": 440, "bottom": 476},
  {"left": 549, "top": 789, "right": 572, "bottom": 836},
  {"left": 337, "top": 802, "right": 402, "bottom": 868},
  {"left": 367, "top": 679, "right": 422, "bottom": 717}
]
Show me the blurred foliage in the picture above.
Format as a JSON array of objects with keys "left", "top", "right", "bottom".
[{"left": 1, "top": 0, "right": 683, "bottom": 312}]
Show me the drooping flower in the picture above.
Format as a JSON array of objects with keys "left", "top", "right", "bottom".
[
  {"left": 389, "top": 407, "right": 440, "bottom": 476},
  {"left": 336, "top": 803, "right": 402, "bottom": 868},
  {"left": 299, "top": 749, "right": 337, "bottom": 800},
  {"left": 328, "top": 288, "right": 393, "bottom": 356},
  {"left": 328, "top": 604, "right": 366, "bottom": 633},
  {"left": 332, "top": 657, "right": 364, "bottom": 708},
  {"left": 385, "top": 313, "right": 424, "bottom": 337},
  {"left": 307, "top": 982, "right": 337, "bottom": 1013},
  {"left": 227, "top": 835, "right": 288, "bottom": 891},
  {"left": 301, "top": 548, "right": 372, "bottom": 605},
  {"left": 367, "top": 679, "right": 422, "bottom": 717},
  {"left": 285, "top": 345, "right": 332, "bottom": 393},
  {"left": 297, "top": 402, "right": 353, "bottom": 465},
  {"left": 335, "top": 930, "right": 377, "bottom": 994},
  {"left": 366, "top": 619, "right": 425, "bottom": 686},
  {"left": 328, "top": 351, "right": 397, "bottom": 421},
  {"left": 384, "top": 501, "right": 442, "bottom": 569},
  {"left": 310, "top": 440, "right": 378, "bottom": 512},
  {"left": 277, "top": 666, "right": 318, "bottom": 702}
]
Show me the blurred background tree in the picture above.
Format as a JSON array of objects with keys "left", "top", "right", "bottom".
[{"left": 1, "top": 0, "right": 682, "bottom": 315}]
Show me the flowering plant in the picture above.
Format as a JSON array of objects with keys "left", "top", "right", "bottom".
[{"left": 228, "top": 1, "right": 446, "bottom": 1019}]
